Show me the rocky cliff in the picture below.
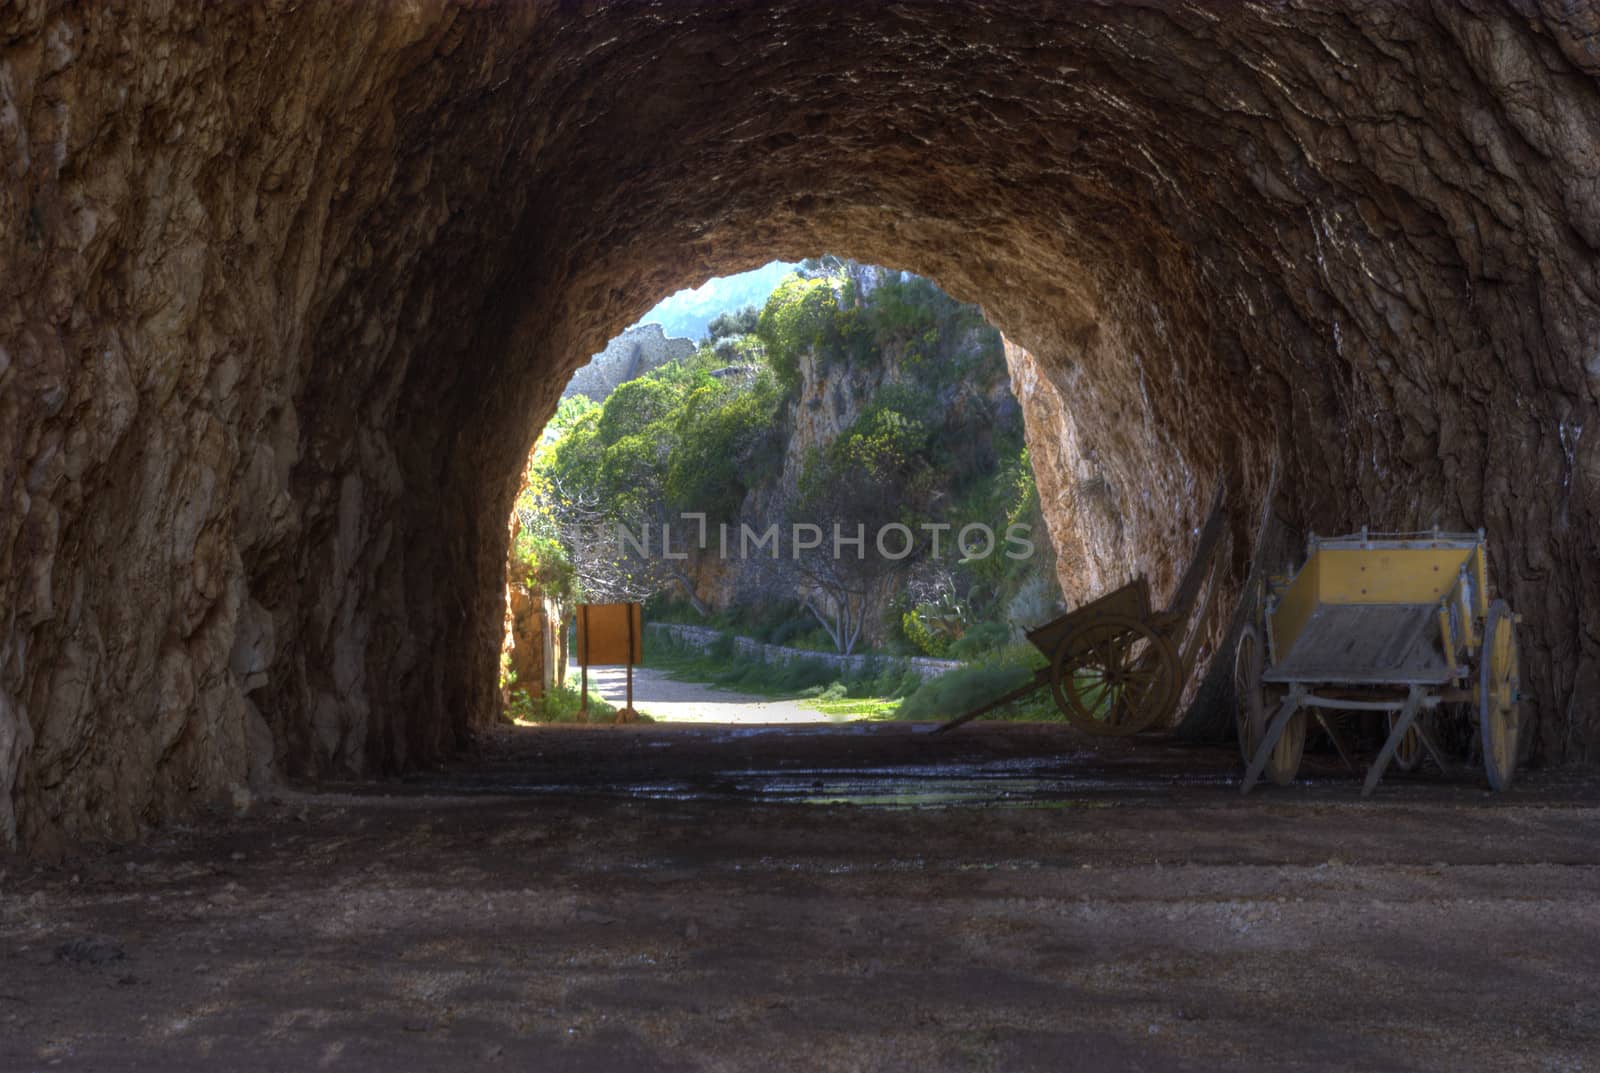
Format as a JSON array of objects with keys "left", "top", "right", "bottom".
[
  {"left": 1, "top": 2, "right": 1598, "bottom": 849},
  {"left": 562, "top": 323, "right": 696, "bottom": 402},
  {"left": 682, "top": 290, "right": 1030, "bottom": 641}
]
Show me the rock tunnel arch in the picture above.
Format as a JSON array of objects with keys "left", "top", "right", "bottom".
[{"left": 2, "top": 2, "right": 1598, "bottom": 848}]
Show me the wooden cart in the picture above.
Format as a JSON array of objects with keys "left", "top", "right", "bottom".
[
  {"left": 1237, "top": 529, "right": 1523, "bottom": 795},
  {"left": 935, "top": 487, "right": 1230, "bottom": 737}
]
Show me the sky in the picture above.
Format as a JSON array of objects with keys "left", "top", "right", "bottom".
[{"left": 631, "top": 260, "right": 798, "bottom": 341}]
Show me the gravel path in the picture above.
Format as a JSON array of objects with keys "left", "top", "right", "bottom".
[
  {"left": 4, "top": 724, "right": 1598, "bottom": 1072},
  {"left": 584, "top": 665, "right": 829, "bottom": 723}
]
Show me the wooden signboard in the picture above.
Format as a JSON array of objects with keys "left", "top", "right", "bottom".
[
  {"left": 575, "top": 603, "right": 642, "bottom": 723},
  {"left": 575, "top": 603, "right": 642, "bottom": 665}
]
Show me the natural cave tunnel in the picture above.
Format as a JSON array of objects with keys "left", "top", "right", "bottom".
[{"left": 2, "top": 2, "right": 1598, "bottom": 850}]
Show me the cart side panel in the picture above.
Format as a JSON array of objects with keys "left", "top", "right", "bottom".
[
  {"left": 1472, "top": 543, "right": 1490, "bottom": 620},
  {"left": 1025, "top": 578, "right": 1151, "bottom": 654},
  {"left": 1315, "top": 548, "right": 1473, "bottom": 606},
  {"left": 1267, "top": 550, "right": 1321, "bottom": 663}
]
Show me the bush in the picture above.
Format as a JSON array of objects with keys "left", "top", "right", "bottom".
[
  {"left": 766, "top": 617, "right": 813, "bottom": 647},
  {"left": 896, "top": 664, "right": 1036, "bottom": 720},
  {"left": 888, "top": 665, "right": 925, "bottom": 698},
  {"left": 523, "top": 683, "right": 618, "bottom": 723},
  {"left": 801, "top": 680, "right": 849, "bottom": 701},
  {"left": 902, "top": 606, "right": 953, "bottom": 658},
  {"left": 770, "top": 657, "right": 836, "bottom": 693},
  {"left": 707, "top": 306, "right": 760, "bottom": 342},
  {"left": 757, "top": 274, "right": 840, "bottom": 390},
  {"left": 504, "top": 687, "right": 536, "bottom": 723},
  {"left": 949, "top": 621, "right": 1012, "bottom": 662},
  {"left": 502, "top": 684, "right": 620, "bottom": 725},
  {"left": 510, "top": 527, "right": 577, "bottom": 605}
]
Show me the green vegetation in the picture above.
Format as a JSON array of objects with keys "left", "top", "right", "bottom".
[
  {"left": 645, "top": 627, "right": 1063, "bottom": 723},
  {"left": 757, "top": 273, "right": 841, "bottom": 390},
  {"left": 504, "top": 681, "right": 607, "bottom": 723},
  {"left": 807, "top": 695, "right": 903, "bottom": 720},
  {"left": 523, "top": 343, "right": 786, "bottom": 606},
  {"left": 509, "top": 527, "right": 577, "bottom": 606},
  {"left": 504, "top": 679, "right": 658, "bottom": 725},
  {"left": 895, "top": 664, "right": 1034, "bottom": 720},
  {"left": 517, "top": 257, "right": 1066, "bottom": 717},
  {"left": 636, "top": 260, "right": 797, "bottom": 340},
  {"left": 644, "top": 630, "right": 925, "bottom": 710}
]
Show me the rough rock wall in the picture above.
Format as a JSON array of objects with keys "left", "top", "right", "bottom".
[
  {"left": 502, "top": 580, "right": 559, "bottom": 704},
  {"left": 2, "top": 1, "right": 1598, "bottom": 848},
  {"left": 561, "top": 322, "right": 696, "bottom": 402}
]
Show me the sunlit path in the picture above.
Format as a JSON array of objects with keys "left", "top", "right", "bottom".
[{"left": 584, "top": 665, "right": 831, "bottom": 724}]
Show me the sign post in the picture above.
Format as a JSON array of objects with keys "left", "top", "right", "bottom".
[{"left": 574, "top": 603, "right": 643, "bottom": 724}]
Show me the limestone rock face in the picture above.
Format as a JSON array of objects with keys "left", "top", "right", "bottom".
[
  {"left": 501, "top": 580, "right": 560, "bottom": 708},
  {"left": 1, "top": 2, "right": 1598, "bottom": 847},
  {"left": 681, "top": 305, "right": 1022, "bottom": 641},
  {"left": 562, "top": 323, "right": 697, "bottom": 402}
]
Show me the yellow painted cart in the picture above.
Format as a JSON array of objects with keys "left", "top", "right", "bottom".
[{"left": 1236, "top": 529, "right": 1522, "bottom": 795}]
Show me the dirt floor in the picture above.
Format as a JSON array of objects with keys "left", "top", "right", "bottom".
[{"left": 3, "top": 722, "right": 1599, "bottom": 1072}]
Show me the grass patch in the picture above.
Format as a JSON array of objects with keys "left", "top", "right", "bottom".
[
  {"left": 807, "top": 696, "right": 903, "bottom": 721},
  {"left": 644, "top": 627, "right": 1074, "bottom": 724},
  {"left": 645, "top": 631, "right": 843, "bottom": 698},
  {"left": 891, "top": 641, "right": 1062, "bottom": 722},
  {"left": 895, "top": 664, "right": 1035, "bottom": 720},
  {"left": 507, "top": 682, "right": 655, "bottom": 724},
  {"left": 645, "top": 630, "right": 921, "bottom": 719}
]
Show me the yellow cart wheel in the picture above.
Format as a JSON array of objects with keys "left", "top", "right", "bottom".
[
  {"left": 1234, "top": 624, "right": 1302, "bottom": 784},
  {"left": 1387, "top": 711, "right": 1424, "bottom": 773},
  {"left": 1262, "top": 703, "right": 1306, "bottom": 786},
  {"left": 1050, "top": 614, "right": 1180, "bottom": 737},
  {"left": 1478, "top": 600, "right": 1521, "bottom": 791}
]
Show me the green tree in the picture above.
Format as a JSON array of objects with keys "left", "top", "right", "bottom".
[
  {"left": 756, "top": 274, "right": 839, "bottom": 389},
  {"left": 707, "top": 305, "right": 760, "bottom": 342},
  {"left": 529, "top": 356, "right": 783, "bottom": 610}
]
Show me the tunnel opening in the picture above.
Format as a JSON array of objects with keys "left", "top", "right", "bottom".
[
  {"left": 502, "top": 257, "right": 1089, "bottom": 731},
  {"left": 2, "top": 2, "right": 1597, "bottom": 851}
]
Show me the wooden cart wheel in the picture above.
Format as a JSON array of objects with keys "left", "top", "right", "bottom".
[
  {"left": 1387, "top": 711, "right": 1424, "bottom": 773},
  {"left": 1233, "top": 624, "right": 1266, "bottom": 764},
  {"left": 1262, "top": 702, "right": 1306, "bottom": 786},
  {"left": 1050, "top": 614, "right": 1180, "bottom": 737},
  {"left": 1478, "top": 599, "right": 1520, "bottom": 791},
  {"left": 1232, "top": 624, "right": 1302, "bottom": 784}
]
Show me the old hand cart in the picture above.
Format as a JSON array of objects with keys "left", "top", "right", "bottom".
[
  {"left": 1237, "top": 529, "right": 1522, "bottom": 796},
  {"left": 934, "top": 486, "right": 1230, "bottom": 738}
]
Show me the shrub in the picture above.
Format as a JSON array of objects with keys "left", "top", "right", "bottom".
[
  {"left": 949, "top": 621, "right": 1012, "bottom": 662},
  {"left": 534, "top": 683, "right": 618, "bottom": 722},
  {"left": 510, "top": 527, "right": 577, "bottom": 605},
  {"left": 801, "top": 680, "right": 849, "bottom": 701},
  {"left": 757, "top": 273, "right": 839, "bottom": 390},
  {"left": 767, "top": 617, "right": 813, "bottom": 647},
  {"left": 896, "top": 664, "right": 1036, "bottom": 720},
  {"left": 505, "top": 687, "right": 536, "bottom": 722},
  {"left": 902, "top": 606, "right": 953, "bottom": 658},
  {"left": 707, "top": 306, "right": 761, "bottom": 342},
  {"left": 891, "top": 666, "right": 925, "bottom": 698},
  {"left": 771, "top": 657, "right": 836, "bottom": 693}
]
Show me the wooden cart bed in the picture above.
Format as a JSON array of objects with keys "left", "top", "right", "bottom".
[{"left": 1262, "top": 603, "right": 1455, "bottom": 686}]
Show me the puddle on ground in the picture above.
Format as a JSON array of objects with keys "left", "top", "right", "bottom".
[{"left": 391, "top": 753, "right": 1241, "bottom": 808}]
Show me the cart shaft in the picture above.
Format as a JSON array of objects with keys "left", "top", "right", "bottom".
[{"left": 929, "top": 671, "right": 1049, "bottom": 735}]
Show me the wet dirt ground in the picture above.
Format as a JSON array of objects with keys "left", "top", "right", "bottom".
[{"left": 3, "top": 722, "right": 1599, "bottom": 1072}]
